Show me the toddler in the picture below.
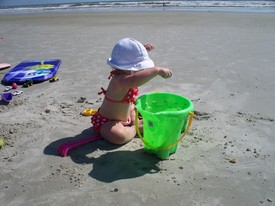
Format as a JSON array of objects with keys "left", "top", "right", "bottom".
[{"left": 91, "top": 38, "right": 172, "bottom": 144}]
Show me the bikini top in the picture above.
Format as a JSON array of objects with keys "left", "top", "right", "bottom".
[{"left": 98, "top": 70, "right": 138, "bottom": 104}]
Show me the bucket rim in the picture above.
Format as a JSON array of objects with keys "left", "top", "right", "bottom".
[{"left": 135, "top": 92, "right": 194, "bottom": 116}]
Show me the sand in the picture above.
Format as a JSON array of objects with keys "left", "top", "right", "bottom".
[{"left": 0, "top": 11, "right": 275, "bottom": 206}]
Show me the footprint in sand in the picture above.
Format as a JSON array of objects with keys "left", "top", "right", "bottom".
[{"left": 194, "top": 110, "right": 211, "bottom": 121}]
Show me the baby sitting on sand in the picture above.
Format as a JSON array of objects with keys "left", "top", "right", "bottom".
[{"left": 91, "top": 38, "right": 172, "bottom": 145}]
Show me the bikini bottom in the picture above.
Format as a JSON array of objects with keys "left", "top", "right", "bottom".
[{"left": 91, "top": 112, "right": 131, "bottom": 133}]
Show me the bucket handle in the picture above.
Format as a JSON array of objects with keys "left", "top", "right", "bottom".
[{"left": 135, "top": 110, "right": 194, "bottom": 150}]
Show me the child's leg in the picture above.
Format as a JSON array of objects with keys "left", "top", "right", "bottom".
[{"left": 100, "top": 121, "right": 136, "bottom": 145}]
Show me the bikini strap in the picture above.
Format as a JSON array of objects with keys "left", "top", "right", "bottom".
[
  {"left": 98, "top": 87, "right": 106, "bottom": 95},
  {"left": 98, "top": 71, "right": 117, "bottom": 96},
  {"left": 98, "top": 70, "right": 124, "bottom": 97}
]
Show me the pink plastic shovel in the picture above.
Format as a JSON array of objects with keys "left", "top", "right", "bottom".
[{"left": 58, "top": 136, "right": 102, "bottom": 157}]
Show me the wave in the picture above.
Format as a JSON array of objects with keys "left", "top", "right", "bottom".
[{"left": 1, "top": 1, "right": 275, "bottom": 14}]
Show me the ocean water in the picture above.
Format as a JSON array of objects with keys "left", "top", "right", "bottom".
[{"left": 0, "top": 0, "right": 275, "bottom": 14}]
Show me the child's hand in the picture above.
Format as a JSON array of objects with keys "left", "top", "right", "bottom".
[
  {"left": 144, "top": 43, "right": 154, "bottom": 52},
  {"left": 158, "top": 67, "right": 173, "bottom": 79}
]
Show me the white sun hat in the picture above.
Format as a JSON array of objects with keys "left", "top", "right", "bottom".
[{"left": 107, "top": 38, "right": 155, "bottom": 71}]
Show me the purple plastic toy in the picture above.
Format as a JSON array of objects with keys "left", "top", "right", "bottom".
[{"left": 1, "top": 92, "right": 12, "bottom": 102}]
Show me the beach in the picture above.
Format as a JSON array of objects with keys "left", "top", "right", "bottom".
[{"left": 1, "top": 11, "right": 275, "bottom": 205}]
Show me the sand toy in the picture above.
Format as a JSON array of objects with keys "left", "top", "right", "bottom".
[
  {"left": 12, "top": 83, "right": 18, "bottom": 89},
  {"left": 49, "top": 75, "right": 59, "bottom": 82},
  {"left": 12, "top": 90, "right": 23, "bottom": 96},
  {"left": 81, "top": 108, "right": 98, "bottom": 116},
  {"left": 22, "top": 80, "right": 33, "bottom": 88},
  {"left": 1, "top": 92, "right": 13, "bottom": 102},
  {"left": 135, "top": 92, "right": 194, "bottom": 159},
  {"left": 58, "top": 136, "right": 102, "bottom": 157},
  {"left": 4, "top": 86, "right": 12, "bottom": 92}
]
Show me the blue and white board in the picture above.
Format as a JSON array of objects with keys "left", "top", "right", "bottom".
[{"left": 2, "top": 59, "right": 61, "bottom": 83}]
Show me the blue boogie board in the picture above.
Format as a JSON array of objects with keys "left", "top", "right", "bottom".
[{"left": 2, "top": 59, "right": 61, "bottom": 84}]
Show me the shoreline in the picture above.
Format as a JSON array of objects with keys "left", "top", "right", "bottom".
[
  {"left": 1, "top": 7, "right": 275, "bottom": 16},
  {"left": 1, "top": 1, "right": 275, "bottom": 15}
]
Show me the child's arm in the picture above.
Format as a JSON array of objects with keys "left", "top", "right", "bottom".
[{"left": 120, "top": 66, "right": 172, "bottom": 88}]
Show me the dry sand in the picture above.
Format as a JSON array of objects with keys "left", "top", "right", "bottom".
[{"left": 0, "top": 11, "right": 275, "bottom": 206}]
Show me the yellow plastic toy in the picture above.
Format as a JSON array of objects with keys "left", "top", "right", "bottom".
[{"left": 81, "top": 108, "right": 98, "bottom": 116}]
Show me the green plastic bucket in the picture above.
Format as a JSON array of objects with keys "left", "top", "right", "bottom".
[{"left": 135, "top": 92, "right": 194, "bottom": 159}]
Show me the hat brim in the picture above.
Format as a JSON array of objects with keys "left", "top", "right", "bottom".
[{"left": 107, "top": 58, "right": 154, "bottom": 71}]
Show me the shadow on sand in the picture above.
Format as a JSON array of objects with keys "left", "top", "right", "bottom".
[{"left": 44, "top": 128, "right": 160, "bottom": 183}]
